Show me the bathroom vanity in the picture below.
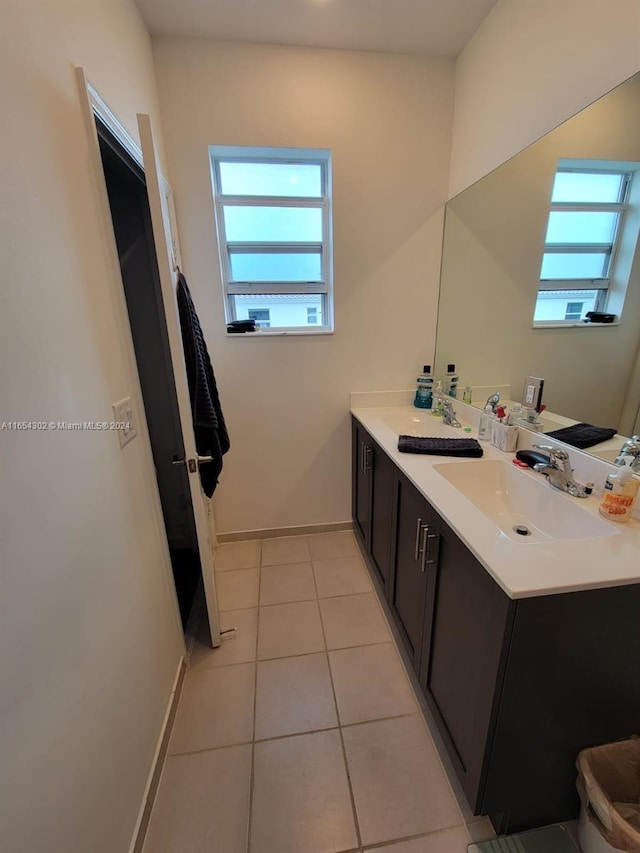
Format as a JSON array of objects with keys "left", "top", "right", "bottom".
[{"left": 351, "top": 405, "right": 640, "bottom": 835}]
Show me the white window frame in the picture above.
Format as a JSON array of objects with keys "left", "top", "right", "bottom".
[
  {"left": 535, "top": 165, "right": 631, "bottom": 326},
  {"left": 209, "top": 145, "right": 334, "bottom": 335}
]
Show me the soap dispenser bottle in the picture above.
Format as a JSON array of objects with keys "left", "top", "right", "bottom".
[
  {"left": 478, "top": 404, "right": 495, "bottom": 441},
  {"left": 599, "top": 467, "right": 639, "bottom": 522},
  {"left": 446, "top": 364, "right": 459, "bottom": 398},
  {"left": 414, "top": 365, "right": 433, "bottom": 409}
]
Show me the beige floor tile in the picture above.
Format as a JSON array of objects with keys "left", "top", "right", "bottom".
[
  {"left": 260, "top": 562, "right": 317, "bottom": 606},
  {"left": 364, "top": 825, "right": 471, "bottom": 852},
  {"left": 169, "top": 662, "right": 255, "bottom": 754},
  {"left": 257, "top": 600, "right": 325, "bottom": 660},
  {"left": 143, "top": 744, "right": 251, "bottom": 853},
  {"left": 466, "top": 817, "right": 496, "bottom": 843},
  {"left": 308, "top": 530, "right": 360, "bottom": 561},
  {"left": 261, "top": 535, "right": 311, "bottom": 566},
  {"left": 329, "top": 643, "right": 417, "bottom": 724},
  {"left": 215, "top": 567, "right": 260, "bottom": 611},
  {"left": 255, "top": 653, "right": 338, "bottom": 740},
  {"left": 215, "top": 540, "right": 261, "bottom": 571},
  {"left": 313, "top": 555, "right": 373, "bottom": 598},
  {"left": 251, "top": 729, "right": 358, "bottom": 853},
  {"left": 189, "top": 608, "right": 258, "bottom": 671},
  {"left": 320, "top": 593, "right": 391, "bottom": 650},
  {"left": 343, "top": 715, "right": 462, "bottom": 846}
]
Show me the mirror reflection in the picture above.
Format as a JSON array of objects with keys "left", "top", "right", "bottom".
[{"left": 435, "top": 72, "right": 640, "bottom": 464}]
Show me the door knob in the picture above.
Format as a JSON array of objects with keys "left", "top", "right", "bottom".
[{"left": 171, "top": 454, "right": 214, "bottom": 473}]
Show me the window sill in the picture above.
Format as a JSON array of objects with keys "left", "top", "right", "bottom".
[
  {"left": 225, "top": 328, "right": 335, "bottom": 338},
  {"left": 532, "top": 321, "right": 620, "bottom": 329}
]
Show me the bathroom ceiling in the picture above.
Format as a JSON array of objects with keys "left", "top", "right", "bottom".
[{"left": 135, "top": 0, "right": 498, "bottom": 57}]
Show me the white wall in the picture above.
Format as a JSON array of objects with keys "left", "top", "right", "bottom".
[
  {"left": 449, "top": 0, "right": 640, "bottom": 196},
  {"left": 152, "top": 39, "right": 454, "bottom": 534},
  {"left": 0, "top": 2, "right": 184, "bottom": 851}
]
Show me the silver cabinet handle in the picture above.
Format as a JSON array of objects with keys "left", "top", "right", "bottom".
[
  {"left": 364, "top": 445, "right": 372, "bottom": 473},
  {"left": 425, "top": 531, "right": 439, "bottom": 569},
  {"left": 360, "top": 441, "right": 366, "bottom": 473},
  {"left": 420, "top": 524, "right": 430, "bottom": 572},
  {"left": 414, "top": 517, "right": 423, "bottom": 561}
]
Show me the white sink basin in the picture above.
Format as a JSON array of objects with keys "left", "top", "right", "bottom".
[
  {"left": 381, "top": 410, "right": 461, "bottom": 437},
  {"left": 433, "top": 460, "right": 619, "bottom": 544}
]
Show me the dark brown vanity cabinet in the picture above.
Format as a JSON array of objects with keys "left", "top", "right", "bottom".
[
  {"left": 351, "top": 415, "right": 640, "bottom": 835},
  {"left": 351, "top": 420, "right": 394, "bottom": 594},
  {"left": 390, "top": 471, "right": 438, "bottom": 671}
]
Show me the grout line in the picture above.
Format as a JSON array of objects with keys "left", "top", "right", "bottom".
[
  {"left": 165, "top": 712, "right": 422, "bottom": 758},
  {"left": 312, "top": 561, "right": 364, "bottom": 851},
  {"left": 246, "top": 544, "right": 262, "bottom": 853},
  {"left": 360, "top": 821, "right": 470, "bottom": 850}
]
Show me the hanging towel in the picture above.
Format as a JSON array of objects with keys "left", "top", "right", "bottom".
[
  {"left": 544, "top": 423, "right": 617, "bottom": 450},
  {"left": 176, "top": 272, "right": 230, "bottom": 497},
  {"left": 398, "top": 436, "right": 483, "bottom": 457}
]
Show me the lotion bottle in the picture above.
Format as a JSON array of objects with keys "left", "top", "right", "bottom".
[{"left": 599, "top": 467, "right": 639, "bottom": 523}]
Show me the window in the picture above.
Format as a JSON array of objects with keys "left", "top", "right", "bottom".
[
  {"left": 534, "top": 165, "right": 630, "bottom": 323},
  {"left": 210, "top": 146, "right": 333, "bottom": 333},
  {"left": 247, "top": 309, "right": 271, "bottom": 329},
  {"left": 564, "top": 301, "right": 584, "bottom": 321}
]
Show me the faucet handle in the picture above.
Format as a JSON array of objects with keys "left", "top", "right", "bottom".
[{"left": 533, "top": 444, "right": 569, "bottom": 463}]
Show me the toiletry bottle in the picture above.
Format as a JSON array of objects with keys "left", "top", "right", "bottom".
[
  {"left": 599, "top": 468, "right": 639, "bottom": 523},
  {"left": 478, "top": 404, "right": 495, "bottom": 441},
  {"left": 508, "top": 403, "right": 523, "bottom": 425},
  {"left": 414, "top": 365, "right": 433, "bottom": 410},
  {"left": 431, "top": 380, "right": 444, "bottom": 416},
  {"left": 463, "top": 385, "right": 473, "bottom": 404},
  {"left": 446, "top": 364, "right": 459, "bottom": 398}
]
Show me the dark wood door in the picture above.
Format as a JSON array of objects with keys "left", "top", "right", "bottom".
[
  {"left": 391, "top": 472, "right": 433, "bottom": 671},
  {"left": 352, "top": 420, "right": 373, "bottom": 547},
  {"left": 422, "top": 516, "right": 512, "bottom": 810},
  {"left": 370, "top": 443, "right": 394, "bottom": 594}
]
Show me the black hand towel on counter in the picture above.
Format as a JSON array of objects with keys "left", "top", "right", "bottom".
[
  {"left": 544, "top": 423, "right": 617, "bottom": 450},
  {"left": 176, "top": 271, "right": 230, "bottom": 497},
  {"left": 398, "top": 436, "right": 483, "bottom": 457}
]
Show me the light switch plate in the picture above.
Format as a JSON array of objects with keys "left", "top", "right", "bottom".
[{"left": 112, "top": 396, "right": 137, "bottom": 448}]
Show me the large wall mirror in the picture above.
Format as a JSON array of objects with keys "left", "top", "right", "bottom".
[{"left": 435, "top": 71, "right": 640, "bottom": 464}]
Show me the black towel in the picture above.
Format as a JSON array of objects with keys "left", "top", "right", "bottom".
[
  {"left": 398, "top": 436, "right": 483, "bottom": 457},
  {"left": 544, "top": 423, "right": 616, "bottom": 450},
  {"left": 176, "top": 272, "right": 230, "bottom": 497}
]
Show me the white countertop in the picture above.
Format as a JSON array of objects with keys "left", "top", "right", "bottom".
[{"left": 351, "top": 403, "right": 640, "bottom": 600}]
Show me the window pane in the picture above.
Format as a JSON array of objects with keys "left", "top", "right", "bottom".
[
  {"left": 219, "top": 162, "right": 322, "bottom": 197},
  {"left": 534, "top": 290, "right": 598, "bottom": 322},
  {"left": 551, "top": 172, "right": 624, "bottom": 203},
  {"left": 545, "top": 211, "right": 618, "bottom": 244},
  {"left": 247, "top": 309, "right": 270, "bottom": 328},
  {"left": 540, "top": 252, "right": 608, "bottom": 279},
  {"left": 223, "top": 206, "right": 322, "bottom": 242},
  {"left": 233, "top": 293, "right": 324, "bottom": 328},
  {"left": 229, "top": 251, "right": 322, "bottom": 282}
]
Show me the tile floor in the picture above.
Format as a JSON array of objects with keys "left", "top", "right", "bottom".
[{"left": 143, "top": 531, "right": 495, "bottom": 853}]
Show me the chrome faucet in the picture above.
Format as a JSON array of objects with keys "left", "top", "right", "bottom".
[
  {"left": 485, "top": 392, "right": 500, "bottom": 413},
  {"left": 532, "top": 444, "right": 593, "bottom": 498},
  {"left": 614, "top": 436, "right": 640, "bottom": 473},
  {"left": 441, "top": 400, "right": 462, "bottom": 428}
]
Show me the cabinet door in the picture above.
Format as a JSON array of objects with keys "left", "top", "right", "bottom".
[
  {"left": 422, "top": 516, "right": 511, "bottom": 811},
  {"left": 391, "top": 472, "right": 434, "bottom": 672},
  {"left": 352, "top": 419, "right": 372, "bottom": 547},
  {"left": 370, "top": 443, "right": 394, "bottom": 593}
]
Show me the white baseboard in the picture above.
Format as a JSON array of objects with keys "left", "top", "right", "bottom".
[{"left": 128, "top": 657, "right": 186, "bottom": 853}]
